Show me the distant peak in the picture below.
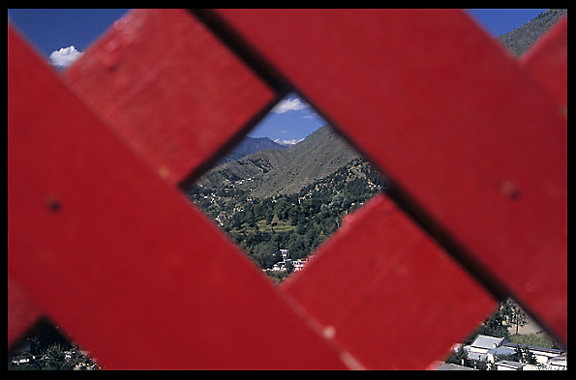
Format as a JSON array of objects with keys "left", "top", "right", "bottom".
[{"left": 274, "top": 138, "right": 304, "bottom": 147}]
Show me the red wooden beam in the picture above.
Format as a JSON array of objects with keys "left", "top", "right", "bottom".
[
  {"left": 214, "top": 9, "right": 567, "bottom": 346},
  {"left": 8, "top": 8, "right": 567, "bottom": 370},
  {"left": 8, "top": 9, "right": 277, "bottom": 354},
  {"left": 65, "top": 9, "right": 275, "bottom": 186},
  {"left": 283, "top": 194, "right": 498, "bottom": 369},
  {"left": 8, "top": 24, "right": 348, "bottom": 369}
]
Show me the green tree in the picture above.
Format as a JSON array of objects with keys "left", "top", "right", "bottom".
[
  {"left": 296, "top": 217, "right": 307, "bottom": 235},
  {"left": 285, "top": 260, "right": 295, "bottom": 275},
  {"left": 289, "top": 208, "right": 300, "bottom": 226},
  {"left": 514, "top": 345, "right": 538, "bottom": 365},
  {"left": 446, "top": 345, "right": 468, "bottom": 366},
  {"left": 286, "top": 234, "right": 307, "bottom": 260},
  {"left": 265, "top": 210, "right": 274, "bottom": 225},
  {"left": 274, "top": 198, "right": 289, "bottom": 221},
  {"left": 250, "top": 240, "right": 280, "bottom": 269},
  {"left": 502, "top": 300, "right": 528, "bottom": 335},
  {"left": 253, "top": 202, "right": 265, "bottom": 219},
  {"left": 466, "top": 304, "right": 510, "bottom": 343}
]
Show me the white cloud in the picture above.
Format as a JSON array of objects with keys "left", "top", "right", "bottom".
[
  {"left": 303, "top": 112, "right": 320, "bottom": 119},
  {"left": 271, "top": 97, "right": 310, "bottom": 114},
  {"left": 49, "top": 46, "right": 83, "bottom": 69}
]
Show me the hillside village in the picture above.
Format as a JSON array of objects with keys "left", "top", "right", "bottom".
[
  {"left": 188, "top": 126, "right": 385, "bottom": 281},
  {"left": 265, "top": 249, "right": 312, "bottom": 273},
  {"left": 436, "top": 334, "right": 567, "bottom": 371}
]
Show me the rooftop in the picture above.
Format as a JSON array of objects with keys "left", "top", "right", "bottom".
[
  {"left": 471, "top": 334, "right": 505, "bottom": 350},
  {"left": 502, "top": 342, "right": 565, "bottom": 355},
  {"left": 435, "top": 362, "right": 476, "bottom": 370},
  {"left": 495, "top": 360, "right": 525, "bottom": 369},
  {"left": 487, "top": 346, "right": 516, "bottom": 356}
]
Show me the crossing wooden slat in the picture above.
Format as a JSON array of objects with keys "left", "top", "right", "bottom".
[
  {"left": 8, "top": 8, "right": 567, "bottom": 370},
  {"left": 8, "top": 25, "right": 348, "bottom": 369},
  {"left": 65, "top": 9, "right": 275, "bottom": 186},
  {"left": 215, "top": 9, "right": 567, "bottom": 345},
  {"left": 520, "top": 16, "right": 567, "bottom": 110},
  {"left": 283, "top": 194, "right": 498, "bottom": 369}
]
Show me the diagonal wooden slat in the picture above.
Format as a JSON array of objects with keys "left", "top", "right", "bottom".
[
  {"left": 8, "top": 8, "right": 567, "bottom": 370},
  {"left": 214, "top": 9, "right": 567, "bottom": 346},
  {"left": 8, "top": 25, "right": 349, "bottom": 369},
  {"left": 65, "top": 9, "right": 275, "bottom": 186},
  {"left": 283, "top": 194, "right": 498, "bottom": 369}
]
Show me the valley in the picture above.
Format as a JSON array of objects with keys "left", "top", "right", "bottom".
[{"left": 187, "top": 125, "right": 386, "bottom": 281}]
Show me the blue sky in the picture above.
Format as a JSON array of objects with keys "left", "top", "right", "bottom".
[{"left": 8, "top": 8, "right": 548, "bottom": 141}]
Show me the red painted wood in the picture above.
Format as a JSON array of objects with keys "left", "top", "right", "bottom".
[
  {"left": 8, "top": 25, "right": 348, "bottom": 369},
  {"left": 216, "top": 9, "right": 567, "bottom": 345},
  {"left": 521, "top": 16, "right": 567, "bottom": 110},
  {"left": 283, "top": 194, "right": 498, "bottom": 369},
  {"left": 8, "top": 277, "right": 43, "bottom": 348},
  {"left": 65, "top": 9, "right": 274, "bottom": 186},
  {"left": 8, "top": 8, "right": 568, "bottom": 370}
]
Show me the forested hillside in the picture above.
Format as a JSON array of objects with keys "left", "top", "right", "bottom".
[
  {"left": 187, "top": 126, "right": 386, "bottom": 280},
  {"left": 192, "top": 125, "right": 361, "bottom": 198},
  {"left": 190, "top": 158, "right": 385, "bottom": 280}
]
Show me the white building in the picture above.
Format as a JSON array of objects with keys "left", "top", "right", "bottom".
[
  {"left": 434, "top": 362, "right": 476, "bottom": 370},
  {"left": 457, "top": 334, "right": 567, "bottom": 371},
  {"left": 547, "top": 354, "right": 567, "bottom": 370},
  {"left": 502, "top": 342, "right": 565, "bottom": 367},
  {"left": 495, "top": 360, "right": 525, "bottom": 371},
  {"left": 487, "top": 345, "right": 516, "bottom": 363},
  {"left": 467, "top": 335, "right": 506, "bottom": 354},
  {"left": 463, "top": 334, "right": 505, "bottom": 362}
]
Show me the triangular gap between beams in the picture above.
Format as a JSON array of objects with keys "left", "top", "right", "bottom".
[{"left": 185, "top": 92, "right": 388, "bottom": 284}]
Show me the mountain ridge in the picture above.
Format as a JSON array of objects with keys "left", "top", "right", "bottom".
[
  {"left": 497, "top": 9, "right": 567, "bottom": 56},
  {"left": 219, "top": 136, "right": 287, "bottom": 164},
  {"left": 193, "top": 125, "right": 362, "bottom": 199},
  {"left": 252, "top": 126, "right": 360, "bottom": 197}
]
